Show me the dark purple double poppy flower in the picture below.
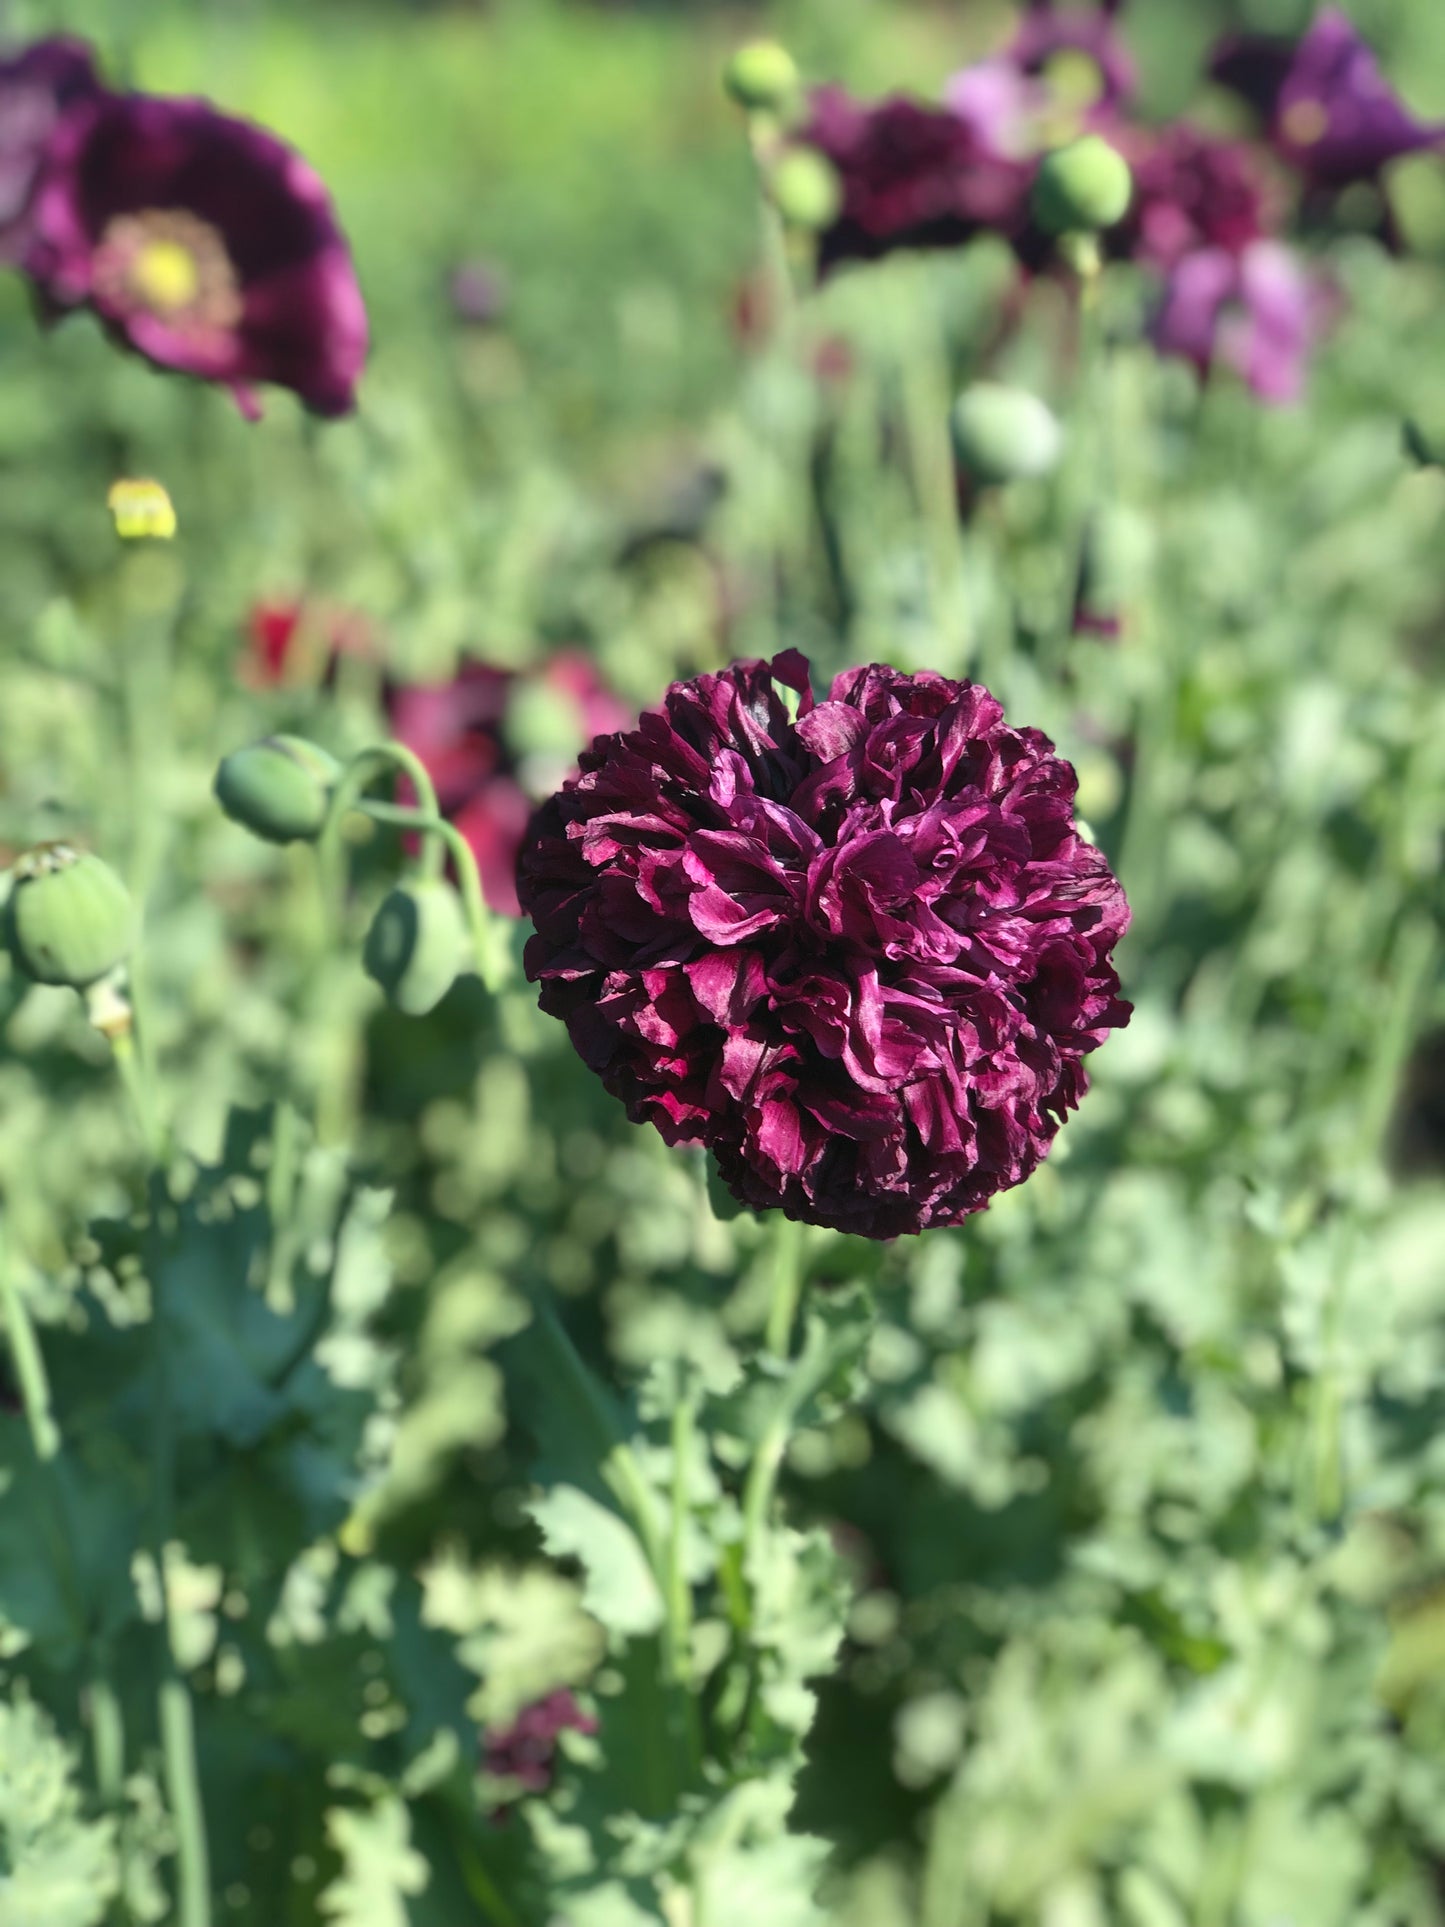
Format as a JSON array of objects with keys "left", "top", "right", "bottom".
[
  {"left": 519, "top": 653, "right": 1130, "bottom": 1238},
  {"left": 0, "top": 35, "right": 365, "bottom": 415}
]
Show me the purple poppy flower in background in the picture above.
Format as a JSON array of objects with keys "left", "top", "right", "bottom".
[
  {"left": 1008, "top": 0, "right": 1138, "bottom": 115},
  {"left": 482, "top": 1691, "right": 597, "bottom": 1807},
  {"left": 798, "top": 86, "right": 1033, "bottom": 273},
  {"left": 1211, "top": 8, "right": 1445, "bottom": 192},
  {"left": 26, "top": 90, "right": 367, "bottom": 416},
  {"left": 0, "top": 38, "right": 99, "bottom": 261},
  {"left": 1152, "top": 240, "right": 1332, "bottom": 405},
  {"left": 519, "top": 653, "right": 1131, "bottom": 1238},
  {"left": 1117, "top": 121, "right": 1278, "bottom": 270}
]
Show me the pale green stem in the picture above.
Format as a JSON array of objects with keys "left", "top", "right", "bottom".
[
  {"left": 91, "top": 1677, "right": 125, "bottom": 1803},
  {"left": 667, "top": 1392, "right": 697, "bottom": 1691},
  {"left": 764, "top": 1214, "right": 805, "bottom": 1357},
  {"left": 0, "top": 1214, "right": 60, "bottom": 1461},
  {"left": 317, "top": 742, "right": 446, "bottom": 925},
  {"left": 741, "top": 1216, "right": 808, "bottom": 1584},
  {"left": 112, "top": 1025, "right": 211, "bottom": 1927},
  {"left": 895, "top": 269, "right": 969, "bottom": 655}
]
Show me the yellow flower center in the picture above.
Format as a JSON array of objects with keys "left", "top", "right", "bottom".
[
  {"left": 131, "top": 237, "right": 202, "bottom": 313},
  {"left": 94, "top": 209, "right": 243, "bottom": 336},
  {"left": 1282, "top": 98, "right": 1330, "bottom": 147}
]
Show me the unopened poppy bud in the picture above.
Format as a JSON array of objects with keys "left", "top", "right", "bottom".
[
  {"left": 724, "top": 41, "right": 799, "bottom": 114},
  {"left": 363, "top": 880, "right": 466, "bottom": 1017},
  {"left": 214, "top": 735, "right": 341, "bottom": 845},
  {"left": 952, "top": 383, "right": 1064, "bottom": 487},
  {"left": 769, "top": 147, "right": 843, "bottom": 231},
  {"left": 107, "top": 477, "right": 177, "bottom": 540},
  {"left": 5, "top": 846, "right": 133, "bottom": 989},
  {"left": 1033, "top": 135, "right": 1133, "bottom": 235}
]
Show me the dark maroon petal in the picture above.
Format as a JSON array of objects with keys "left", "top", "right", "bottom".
[{"left": 519, "top": 655, "right": 1131, "bottom": 1236}]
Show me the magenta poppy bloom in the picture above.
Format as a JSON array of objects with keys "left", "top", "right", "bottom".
[
  {"left": 1212, "top": 9, "right": 1444, "bottom": 195},
  {"left": 1152, "top": 241, "right": 1332, "bottom": 405},
  {"left": 798, "top": 86, "right": 1033, "bottom": 272},
  {"left": 518, "top": 654, "right": 1131, "bottom": 1238},
  {"left": 0, "top": 38, "right": 99, "bottom": 262},
  {"left": 388, "top": 653, "right": 629, "bottom": 917},
  {"left": 26, "top": 90, "right": 367, "bottom": 416}
]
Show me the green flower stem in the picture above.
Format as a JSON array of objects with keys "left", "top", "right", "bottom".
[
  {"left": 667, "top": 1391, "right": 698, "bottom": 1690},
  {"left": 90, "top": 1676, "right": 125, "bottom": 1805},
  {"left": 0, "top": 1215, "right": 60, "bottom": 1463},
  {"left": 741, "top": 1215, "right": 808, "bottom": 1584},
  {"left": 112, "top": 1025, "right": 211, "bottom": 1927},
  {"left": 355, "top": 799, "right": 507, "bottom": 991},
  {"left": 894, "top": 267, "right": 969, "bottom": 655},
  {"left": 748, "top": 120, "right": 796, "bottom": 341},
  {"left": 317, "top": 742, "right": 446, "bottom": 924},
  {"left": 763, "top": 1214, "right": 806, "bottom": 1357}
]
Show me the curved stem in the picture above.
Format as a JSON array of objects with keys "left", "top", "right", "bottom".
[
  {"left": 357, "top": 800, "right": 507, "bottom": 992},
  {"left": 317, "top": 743, "right": 445, "bottom": 923}
]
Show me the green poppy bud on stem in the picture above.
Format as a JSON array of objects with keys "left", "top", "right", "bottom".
[
  {"left": 723, "top": 41, "right": 799, "bottom": 114},
  {"left": 769, "top": 146, "right": 843, "bottom": 232},
  {"left": 214, "top": 735, "right": 341, "bottom": 845},
  {"left": 952, "top": 383, "right": 1064, "bottom": 487},
  {"left": 1033, "top": 135, "right": 1133, "bottom": 236},
  {"left": 363, "top": 880, "right": 467, "bottom": 1017},
  {"left": 5, "top": 846, "right": 133, "bottom": 989}
]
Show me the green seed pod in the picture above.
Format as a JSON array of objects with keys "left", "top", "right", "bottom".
[
  {"left": 214, "top": 735, "right": 341, "bottom": 845},
  {"left": 769, "top": 147, "right": 843, "bottom": 232},
  {"left": 5, "top": 846, "right": 133, "bottom": 988},
  {"left": 723, "top": 41, "right": 799, "bottom": 114},
  {"left": 1033, "top": 135, "right": 1133, "bottom": 236},
  {"left": 952, "top": 383, "right": 1064, "bottom": 487},
  {"left": 363, "top": 881, "right": 467, "bottom": 1017}
]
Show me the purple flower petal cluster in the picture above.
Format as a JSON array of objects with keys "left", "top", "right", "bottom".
[
  {"left": 778, "top": 1, "right": 1373, "bottom": 406},
  {"left": 1151, "top": 241, "right": 1331, "bottom": 407},
  {"left": 482, "top": 1690, "right": 597, "bottom": 1802},
  {"left": 519, "top": 653, "right": 1130, "bottom": 1238},
  {"left": 1212, "top": 7, "right": 1444, "bottom": 198},
  {"left": 0, "top": 34, "right": 365, "bottom": 415}
]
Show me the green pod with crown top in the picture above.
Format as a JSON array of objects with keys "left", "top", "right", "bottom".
[
  {"left": 5, "top": 847, "right": 133, "bottom": 989},
  {"left": 363, "top": 880, "right": 467, "bottom": 1017},
  {"left": 214, "top": 735, "right": 341, "bottom": 845}
]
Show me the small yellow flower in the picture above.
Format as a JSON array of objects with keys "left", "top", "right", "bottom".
[{"left": 107, "top": 477, "right": 177, "bottom": 541}]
